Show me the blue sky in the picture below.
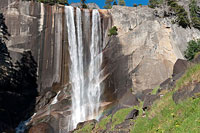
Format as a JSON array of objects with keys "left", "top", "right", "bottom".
[{"left": 68, "top": 0, "right": 149, "bottom": 9}]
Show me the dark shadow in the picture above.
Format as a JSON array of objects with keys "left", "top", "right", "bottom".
[
  {"left": 102, "top": 35, "right": 132, "bottom": 107},
  {"left": 0, "top": 13, "right": 38, "bottom": 132}
]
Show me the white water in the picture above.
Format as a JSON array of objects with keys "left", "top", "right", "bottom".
[{"left": 65, "top": 6, "right": 103, "bottom": 131}]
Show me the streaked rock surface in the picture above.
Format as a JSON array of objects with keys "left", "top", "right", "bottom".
[{"left": 1, "top": 1, "right": 200, "bottom": 132}]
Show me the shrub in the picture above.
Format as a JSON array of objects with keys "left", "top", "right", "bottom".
[
  {"left": 148, "top": 0, "right": 163, "bottom": 8},
  {"left": 108, "top": 26, "right": 118, "bottom": 36},
  {"left": 133, "top": 4, "right": 137, "bottom": 7},
  {"left": 184, "top": 39, "right": 200, "bottom": 60},
  {"left": 167, "top": 0, "right": 190, "bottom": 28},
  {"left": 189, "top": 0, "right": 200, "bottom": 30}
]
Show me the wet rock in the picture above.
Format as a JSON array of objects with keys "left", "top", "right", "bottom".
[
  {"left": 125, "top": 109, "right": 139, "bottom": 120},
  {"left": 29, "top": 122, "right": 54, "bottom": 133},
  {"left": 50, "top": 98, "right": 71, "bottom": 112},
  {"left": 36, "top": 91, "right": 57, "bottom": 111},
  {"left": 57, "top": 84, "right": 72, "bottom": 101}
]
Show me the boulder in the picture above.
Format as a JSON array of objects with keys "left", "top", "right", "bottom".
[
  {"left": 72, "top": 119, "right": 97, "bottom": 132},
  {"left": 29, "top": 122, "right": 54, "bottom": 133},
  {"left": 125, "top": 109, "right": 139, "bottom": 120},
  {"left": 172, "top": 59, "right": 189, "bottom": 76},
  {"left": 135, "top": 89, "right": 153, "bottom": 101},
  {"left": 143, "top": 94, "right": 160, "bottom": 111}
]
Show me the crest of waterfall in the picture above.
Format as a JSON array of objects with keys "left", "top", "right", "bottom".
[{"left": 65, "top": 6, "right": 103, "bottom": 131}]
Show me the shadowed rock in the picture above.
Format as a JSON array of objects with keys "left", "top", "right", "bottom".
[
  {"left": 125, "top": 109, "right": 139, "bottom": 120},
  {"left": 29, "top": 122, "right": 54, "bottom": 133}
]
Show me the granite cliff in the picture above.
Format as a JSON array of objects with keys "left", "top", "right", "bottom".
[{"left": 1, "top": 0, "right": 200, "bottom": 132}]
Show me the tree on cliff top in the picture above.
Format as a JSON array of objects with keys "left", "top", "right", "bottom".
[
  {"left": 80, "top": 0, "right": 87, "bottom": 8},
  {"left": 118, "top": 0, "right": 126, "bottom": 6},
  {"left": 113, "top": 0, "right": 117, "bottom": 5},
  {"left": 104, "top": 0, "right": 113, "bottom": 9},
  {"left": 189, "top": 0, "right": 200, "bottom": 30}
]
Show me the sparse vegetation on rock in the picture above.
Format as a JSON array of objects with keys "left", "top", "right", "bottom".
[
  {"left": 108, "top": 26, "right": 118, "bottom": 36},
  {"left": 104, "top": 0, "right": 114, "bottom": 9},
  {"left": 189, "top": 0, "right": 200, "bottom": 30},
  {"left": 118, "top": 0, "right": 126, "bottom": 6},
  {"left": 168, "top": 0, "right": 190, "bottom": 28},
  {"left": 148, "top": 0, "right": 163, "bottom": 8}
]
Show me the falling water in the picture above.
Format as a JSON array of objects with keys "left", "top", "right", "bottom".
[{"left": 65, "top": 6, "right": 103, "bottom": 131}]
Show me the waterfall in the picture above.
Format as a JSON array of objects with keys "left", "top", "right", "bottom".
[{"left": 65, "top": 6, "right": 103, "bottom": 131}]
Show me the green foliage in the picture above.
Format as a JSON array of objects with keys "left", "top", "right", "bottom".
[
  {"left": 80, "top": 0, "right": 88, "bottom": 8},
  {"left": 104, "top": 0, "right": 113, "bottom": 9},
  {"left": 132, "top": 64, "right": 200, "bottom": 132},
  {"left": 184, "top": 39, "right": 200, "bottom": 60},
  {"left": 138, "top": 4, "right": 142, "bottom": 7},
  {"left": 151, "top": 86, "right": 160, "bottom": 95},
  {"left": 131, "top": 91, "right": 200, "bottom": 133},
  {"left": 167, "top": 0, "right": 190, "bottom": 28},
  {"left": 118, "top": 0, "right": 126, "bottom": 6},
  {"left": 113, "top": 0, "right": 117, "bottom": 5},
  {"left": 96, "top": 115, "right": 111, "bottom": 130},
  {"left": 74, "top": 123, "right": 94, "bottom": 133},
  {"left": 148, "top": 0, "right": 163, "bottom": 8},
  {"left": 189, "top": 0, "right": 200, "bottom": 30},
  {"left": 108, "top": 26, "right": 118, "bottom": 36},
  {"left": 111, "top": 107, "right": 134, "bottom": 130},
  {"left": 176, "top": 63, "right": 200, "bottom": 90}
]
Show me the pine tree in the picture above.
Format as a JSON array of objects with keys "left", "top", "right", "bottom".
[
  {"left": 104, "top": 0, "right": 113, "bottom": 9},
  {"left": 80, "top": 0, "right": 87, "bottom": 8},
  {"left": 118, "top": 0, "right": 126, "bottom": 6},
  {"left": 113, "top": 0, "right": 117, "bottom": 5}
]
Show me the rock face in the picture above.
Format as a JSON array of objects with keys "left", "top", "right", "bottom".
[
  {"left": 1, "top": 0, "right": 200, "bottom": 132},
  {"left": 104, "top": 5, "right": 200, "bottom": 102}
]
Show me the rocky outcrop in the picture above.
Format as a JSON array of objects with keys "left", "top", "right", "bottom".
[{"left": 103, "top": 5, "right": 200, "bottom": 102}]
